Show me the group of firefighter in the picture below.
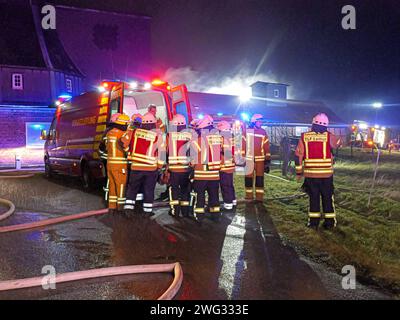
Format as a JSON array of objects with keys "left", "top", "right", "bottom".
[{"left": 101, "top": 104, "right": 340, "bottom": 230}]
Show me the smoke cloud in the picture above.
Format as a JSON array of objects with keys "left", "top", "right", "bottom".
[{"left": 163, "top": 62, "right": 306, "bottom": 100}]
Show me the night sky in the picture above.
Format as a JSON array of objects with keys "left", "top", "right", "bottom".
[{"left": 51, "top": 0, "right": 400, "bottom": 125}]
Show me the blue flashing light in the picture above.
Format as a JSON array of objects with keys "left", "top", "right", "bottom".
[
  {"left": 58, "top": 94, "right": 72, "bottom": 100},
  {"left": 241, "top": 112, "right": 250, "bottom": 122},
  {"left": 198, "top": 114, "right": 204, "bottom": 119},
  {"left": 217, "top": 112, "right": 223, "bottom": 116}
]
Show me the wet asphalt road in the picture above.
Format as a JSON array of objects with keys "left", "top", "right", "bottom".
[{"left": 0, "top": 173, "right": 392, "bottom": 300}]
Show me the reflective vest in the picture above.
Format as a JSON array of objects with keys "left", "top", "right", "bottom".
[
  {"left": 220, "top": 132, "right": 235, "bottom": 173},
  {"left": 243, "top": 127, "right": 271, "bottom": 163},
  {"left": 167, "top": 131, "right": 192, "bottom": 172},
  {"left": 121, "top": 128, "right": 164, "bottom": 171},
  {"left": 301, "top": 131, "right": 333, "bottom": 177},
  {"left": 192, "top": 132, "right": 223, "bottom": 181},
  {"left": 105, "top": 128, "right": 127, "bottom": 167}
]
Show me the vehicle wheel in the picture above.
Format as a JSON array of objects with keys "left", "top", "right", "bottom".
[
  {"left": 81, "top": 162, "right": 93, "bottom": 190},
  {"left": 45, "top": 159, "right": 53, "bottom": 178}
]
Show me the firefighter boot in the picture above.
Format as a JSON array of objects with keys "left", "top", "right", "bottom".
[
  {"left": 322, "top": 218, "right": 336, "bottom": 230},
  {"left": 245, "top": 177, "right": 254, "bottom": 200},
  {"left": 307, "top": 218, "right": 320, "bottom": 230}
]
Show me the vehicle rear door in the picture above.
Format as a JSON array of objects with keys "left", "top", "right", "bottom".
[{"left": 170, "top": 84, "right": 192, "bottom": 124}]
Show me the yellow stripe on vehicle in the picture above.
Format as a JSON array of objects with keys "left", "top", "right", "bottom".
[{"left": 96, "top": 125, "right": 106, "bottom": 133}]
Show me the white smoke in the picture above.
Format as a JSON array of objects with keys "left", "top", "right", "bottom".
[{"left": 163, "top": 63, "right": 298, "bottom": 99}]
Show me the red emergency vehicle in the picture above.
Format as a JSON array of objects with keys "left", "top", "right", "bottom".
[{"left": 42, "top": 80, "right": 192, "bottom": 188}]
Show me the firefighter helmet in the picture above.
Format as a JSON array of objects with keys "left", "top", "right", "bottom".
[
  {"left": 170, "top": 114, "right": 187, "bottom": 126},
  {"left": 190, "top": 119, "right": 199, "bottom": 128},
  {"left": 131, "top": 113, "right": 142, "bottom": 123},
  {"left": 312, "top": 113, "right": 329, "bottom": 127},
  {"left": 251, "top": 114, "right": 263, "bottom": 123},
  {"left": 114, "top": 113, "right": 130, "bottom": 125},
  {"left": 197, "top": 114, "right": 214, "bottom": 129},
  {"left": 217, "top": 120, "right": 231, "bottom": 132},
  {"left": 142, "top": 112, "right": 157, "bottom": 124},
  {"left": 110, "top": 113, "right": 121, "bottom": 123}
]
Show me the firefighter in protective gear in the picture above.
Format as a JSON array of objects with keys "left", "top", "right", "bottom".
[
  {"left": 127, "top": 113, "right": 145, "bottom": 206},
  {"left": 243, "top": 114, "right": 271, "bottom": 201},
  {"left": 121, "top": 112, "right": 165, "bottom": 216},
  {"left": 148, "top": 104, "right": 166, "bottom": 133},
  {"left": 104, "top": 113, "right": 130, "bottom": 213},
  {"left": 217, "top": 121, "right": 236, "bottom": 211},
  {"left": 167, "top": 114, "right": 192, "bottom": 217},
  {"left": 295, "top": 113, "right": 341, "bottom": 230},
  {"left": 190, "top": 115, "right": 223, "bottom": 220}
]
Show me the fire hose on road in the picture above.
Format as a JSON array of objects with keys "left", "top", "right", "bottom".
[
  {"left": 0, "top": 262, "right": 183, "bottom": 300},
  {"left": 0, "top": 171, "right": 304, "bottom": 299},
  {"left": 0, "top": 171, "right": 183, "bottom": 300}
]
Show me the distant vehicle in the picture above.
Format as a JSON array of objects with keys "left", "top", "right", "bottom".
[
  {"left": 41, "top": 79, "right": 192, "bottom": 188},
  {"left": 351, "top": 121, "right": 388, "bottom": 149},
  {"left": 388, "top": 139, "right": 400, "bottom": 152}
]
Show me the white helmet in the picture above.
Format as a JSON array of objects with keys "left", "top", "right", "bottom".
[
  {"left": 170, "top": 114, "right": 187, "bottom": 126},
  {"left": 312, "top": 113, "right": 329, "bottom": 127},
  {"left": 197, "top": 114, "right": 214, "bottom": 129},
  {"left": 142, "top": 112, "right": 156, "bottom": 124},
  {"left": 110, "top": 113, "right": 121, "bottom": 123},
  {"left": 217, "top": 121, "right": 231, "bottom": 132},
  {"left": 251, "top": 114, "right": 263, "bottom": 123}
]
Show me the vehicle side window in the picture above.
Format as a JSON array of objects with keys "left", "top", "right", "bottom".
[
  {"left": 109, "top": 97, "right": 121, "bottom": 117},
  {"left": 48, "top": 119, "right": 56, "bottom": 139}
]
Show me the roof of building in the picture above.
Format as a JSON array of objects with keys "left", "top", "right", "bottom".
[
  {"left": 0, "top": 1, "right": 46, "bottom": 68},
  {"left": 250, "top": 81, "right": 289, "bottom": 87},
  {"left": 0, "top": 1, "right": 83, "bottom": 76},
  {"left": 188, "top": 91, "right": 346, "bottom": 125}
]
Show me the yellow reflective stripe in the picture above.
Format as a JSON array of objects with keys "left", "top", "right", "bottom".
[
  {"left": 194, "top": 208, "right": 205, "bottom": 213},
  {"left": 98, "top": 115, "right": 107, "bottom": 123},
  {"left": 325, "top": 213, "right": 336, "bottom": 218},
  {"left": 304, "top": 159, "right": 332, "bottom": 163},
  {"left": 304, "top": 163, "right": 332, "bottom": 167},
  {"left": 209, "top": 207, "right": 220, "bottom": 213},
  {"left": 133, "top": 153, "right": 156, "bottom": 160},
  {"left": 304, "top": 169, "right": 333, "bottom": 174},
  {"left": 96, "top": 125, "right": 106, "bottom": 132},
  {"left": 308, "top": 212, "right": 321, "bottom": 218},
  {"left": 170, "top": 200, "right": 180, "bottom": 205},
  {"left": 180, "top": 201, "right": 190, "bottom": 206},
  {"left": 132, "top": 157, "right": 156, "bottom": 164}
]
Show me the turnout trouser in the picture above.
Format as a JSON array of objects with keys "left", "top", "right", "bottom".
[
  {"left": 245, "top": 161, "right": 264, "bottom": 201},
  {"left": 304, "top": 177, "right": 336, "bottom": 226},
  {"left": 193, "top": 179, "right": 220, "bottom": 216},
  {"left": 105, "top": 165, "right": 128, "bottom": 211},
  {"left": 169, "top": 171, "right": 191, "bottom": 216},
  {"left": 125, "top": 170, "right": 158, "bottom": 213},
  {"left": 220, "top": 172, "right": 236, "bottom": 209}
]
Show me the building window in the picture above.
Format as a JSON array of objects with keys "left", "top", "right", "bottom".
[
  {"left": 274, "top": 89, "right": 279, "bottom": 98},
  {"left": 12, "top": 74, "right": 23, "bottom": 90},
  {"left": 66, "top": 79, "right": 73, "bottom": 92},
  {"left": 26, "top": 122, "right": 51, "bottom": 149}
]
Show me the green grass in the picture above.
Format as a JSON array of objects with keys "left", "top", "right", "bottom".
[{"left": 234, "top": 149, "right": 400, "bottom": 294}]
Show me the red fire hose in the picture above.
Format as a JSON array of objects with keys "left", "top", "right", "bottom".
[
  {"left": 0, "top": 262, "right": 183, "bottom": 300},
  {"left": 0, "top": 172, "right": 183, "bottom": 300}
]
